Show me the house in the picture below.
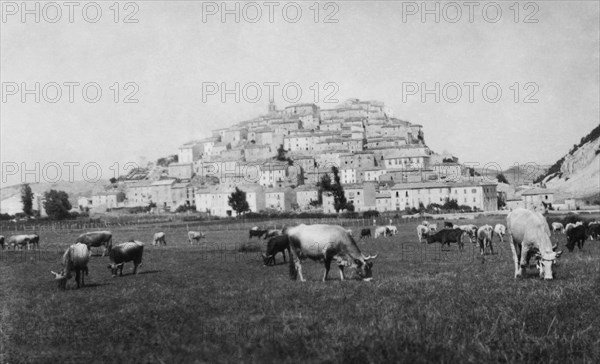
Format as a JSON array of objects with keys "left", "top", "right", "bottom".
[
  {"left": 259, "top": 163, "right": 288, "bottom": 188},
  {"left": 194, "top": 184, "right": 265, "bottom": 217},
  {"left": 344, "top": 182, "right": 377, "bottom": 212},
  {"left": 340, "top": 152, "right": 376, "bottom": 170},
  {"left": 0, "top": 193, "right": 46, "bottom": 216},
  {"left": 375, "top": 190, "right": 392, "bottom": 212},
  {"left": 521, "top": 188, "right": 554, "bottom": 210},
  {"left": 390, "top": 181, "right": 498, "bottom": 212},
  {"left": 125, "top": 181, "right": 153, "bottom": 206},
  {"left": 151, "top": 179, "right": 177, "bottom": 210},
  {"left": 383, "top": 150, "right": 430, "bottom": 170},
  {"left": 295, "top": 184, "right": 319, "bottom": 210},
  {"left": 265, "top": 188, "right": 296, "bottom": 211},
  {"left": 178, "top": 141, "right": 203, "bottom": 163},
  {"left": 92, "top": 191, "right": 122, "bottom": 209}
]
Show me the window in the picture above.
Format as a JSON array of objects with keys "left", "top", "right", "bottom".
[
  {"left": 472, "top": 189, "right": 476, "bottom": 193},
  {"left": 473, "top": 198, "right": 476, "bottom": 202}
]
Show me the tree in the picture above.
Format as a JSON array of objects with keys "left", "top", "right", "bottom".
[
  {"left": 228, "top": 187, "right": 250, "bottom": 216},
  {"left": 496, "top": 173, "right": 509, "bottom": 184},
  {"left": 328, "top": 167, "right": 347, "bottom": 213},
  {"left": 21, "top": 184, "right": 34, "bottom": 216},
  {"left": 43, "top": 190, "right": 72, "bottom": 220},
  {"left": 276, "top": 144, "right": 287, "bottom": 161}
]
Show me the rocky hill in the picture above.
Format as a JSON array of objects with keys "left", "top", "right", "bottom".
[
  {"left": 539, "top": 124, "right": 600, "bottom": 202},
  {"left": 0, "top": 180, "right": 109, "bottom": 206}
]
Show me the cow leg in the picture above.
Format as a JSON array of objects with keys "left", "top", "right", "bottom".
[
  {"left": 322, "top": 257, "right": 332, "bottom": 282},
  {"left": 509, "top": 237, "right": 523, "bottom": 278},
  {"left": 282, "top": 250, "right": 286, "bottom": 263},
  {"left": 75, "top": 270, "right": 81, "bottom": 288},
  {"left": 295, "top": 259, "right": 305, "bottom": 282},
  {"left": 338, "top": 265, "right": 345, "bottom": 281}
]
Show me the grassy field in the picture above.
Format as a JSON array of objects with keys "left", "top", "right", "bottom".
[{"left": 1, "top": 216, "right": 599, "bottom": 363}]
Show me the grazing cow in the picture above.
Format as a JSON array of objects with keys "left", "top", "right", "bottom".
[
  {"left": 588, "top": 223, "right": 600, "bottom": 241},
  {"left": 51, "top": 243, "right": 90, "bottom": 289},
  {"left": 417, "top": 225, "right": 430, "bottom": 243},
  {"left": 153, "top": 232, "right": 167, "bottom": 246},
  {"left": 458, "top": 225, "right": 478, "bottom": 243},
  {"left": 249, "top": 229, "right": 268, "bottom": 239},
  {"left": 386, "top": 225, "right": 398, "bottom": 236},
  {"left": 507, "top": 208, "right": 562, "bottom": 280},
  {"left": 421, "top": 221, "right": 429, "bottom": 226},
  {"left": 360, "top": 228, "right": 371, "bottom": 239},
  {"left": 188, "top": 231, "right": 206, "bottom": 244},
  {"left": 76, "top": 231, "right": 112, "bottom": 256},
  {"left": 262, "top": 235, "right": 290, "bottom": 266},
  {"left": 494, "top": 224, "right": 506, "bottom": 242},
  {"left": 477, "top": 225, "right": 494, "bottom": 255},
  {"left": 426, "top": 228, "right": 465, "bottom": 250},
  {"left": 286, "top": 224, "right": 377, "bottom": 282},
  {"left": 566, "top": 225, "right": 587, "bottom": 252},
  {"left": 263, "top": 229, "right": 283, "bottom": 239},
  {"left": 0, "top": 235, "right": 4, "bottom": 250},
  {"left": 8, "top": 234, "right": 39, "bottom": 250},
  {"left": 107, "top": 240, "right": 144, "bottom": 277},
  {"left": 428, "top": 223, "right": 438, "bottom": 232},
  {"left": 551, "top": 222, "right": 564, "bottom": 234},
  {"left": 374, "top": 226, "right": 389, "bottom": 238}
]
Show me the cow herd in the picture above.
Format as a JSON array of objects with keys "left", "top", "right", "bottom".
[
  {"left": 1, "top": 207, "right": 598, "bottom": 287},
  {"left": 251, "top": 208, "right": 599, "bottom": 282}
]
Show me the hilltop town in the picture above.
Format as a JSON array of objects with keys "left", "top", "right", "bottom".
[{"left": 68, "top": 98, "right": 501, "bottom": 216}]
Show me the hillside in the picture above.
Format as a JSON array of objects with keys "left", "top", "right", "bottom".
[
  {"left": 0, "top": 180, "right": 109, "bottom": 206},
  {"left": 540, "top": 124, "right": 600, "bottom": 202}
]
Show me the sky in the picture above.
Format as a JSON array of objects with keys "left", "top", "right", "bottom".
[{"left": 1, "top": 0, "right": 598, "bottom": 187}]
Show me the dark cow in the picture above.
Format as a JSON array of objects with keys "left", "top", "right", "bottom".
[
  {"left": 76, "top": 231, "right": 112, "bottom": 256},
  {"left": 426, "top": 228, "right": 465, "bottom": 250},
  {"left": 107, "top": 241, "right": 144, "bottom": 277},
  {"left": 444, "top": 222, "right": 455, "bottom": 229},
  {"left": 286, "top": 224, "right": 377, "bottom": 282},
  {"left": 249, "top": 229, "right": 268, "bottom": 239},
  {"left": 0, "top": 235, "right": 4, "bottom": 250},
  {"left": 566, "top": 225, "right": 587, "bottom": 252},
  {"left": 588, "top": 223, "right": 600, "bottom": 240},
  {"left": 51, "top": 243, "right": 90, "bottom": 289},
  {"left": 262, "top": 235, "right": 290, "bottom": 266},
  {"left": 360, "top": 228, "right": 371, "bottom": 239}
]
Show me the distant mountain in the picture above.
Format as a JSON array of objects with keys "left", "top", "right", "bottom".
[
  {"left": 474, "top": 164, "right": 549, "bottom": 186},
  {"left": 538, "top": 124, "right": 600, "bottom": 202}
]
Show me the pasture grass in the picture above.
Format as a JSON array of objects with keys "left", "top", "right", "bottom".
[{"left": 1, "top": 217, "right": 600, "bottom": 363}]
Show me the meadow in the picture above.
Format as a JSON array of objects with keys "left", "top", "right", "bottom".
[{"left": 1, "top": 216, "right": 599, "bottom": 363}]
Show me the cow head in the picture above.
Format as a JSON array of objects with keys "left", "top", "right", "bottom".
[
  {"left": 535, "top": 249, "right": 562, "bottom": 280},
  {"left": 51, "top": 270, "right": 70, "bottom": 289},
  {"left": 107, "top": 263, "right": 124, "bottom": 277},
  {"left": 262, "top": 254, "right": 273, "bottom": 266},
  {"left": 354, "top": 254, "right": 378, "bottom": 281}
]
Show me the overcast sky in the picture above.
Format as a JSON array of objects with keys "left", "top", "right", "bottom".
[{"left": 1, "top": 1, "right": 598, "bottom": 186}]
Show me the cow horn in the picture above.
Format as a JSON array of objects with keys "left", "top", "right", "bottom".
[
  {"left": 552, "top": 243, "right": 558, "bottom": 251},
  {"left": 362, "top": 254, "right": 378, "bottom": 260}
]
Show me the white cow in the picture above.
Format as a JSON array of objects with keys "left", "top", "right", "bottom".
[
  {"left": 417, "top": 225, "right": 430, "bottom": 243},
  {"left": 477, "top": 225, "right": 494, "bottom": 255},
  {"left": 153, "top": 232, "right": 167, "bottom": 246},
  {"left": 459, "top": 225, "right": 478, "bottom": 243},
  {"left": 507, "top": 208, "right": 562, "bottom": 280},
  {"left": 428, "top": 223, "right": 438, "bottom": 232},
  {"left": 494, "top": 224, "right": 506, "bottom": 242},
  {"left": 285, "top": 224, "right": 377, "bottom": 282},
  {"left": 51, "top": 243, "right": 90, "bottom": 289},
  {"left": 188, "top": 231, "right": 206, "bottom": 244},
  {"left": 551, "top": 222, "right": 564, "bottom": 234},
  {"left": 374, "top": 226, "right": 389, "bottom": 238}
]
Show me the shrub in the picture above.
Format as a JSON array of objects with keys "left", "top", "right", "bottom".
[{"left": 363, "top": 210, "right": 380, "bottom": 219}]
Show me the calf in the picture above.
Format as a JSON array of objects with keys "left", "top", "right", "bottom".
[
  {"left": 428, "top": 223, "right": 438, "bottom": 232},
  {"left": 386, "top": 225, "right": 397, "bottom": 236},
  {"left": 153, "top": 232, "right": 167, "bottom": 246},
  {"left": 551, "top": 222, "right": 564, "bottom": 234},
  {"left": 262, "top": 235, "right": 290, "bottom": 266},
  {"left": 566, "top": 225, "right": 587, "bottom": 252},
  {"left": 360, "top": 228, "right": 371, "bottom": 239},
  {"left": 426, "top": 228, "right": 465, "bottom": 250},
  {"left": 107, "top": 241, "right": 144, "bottom": 277},
  {"left": 51, "top": 243, "right": 90, "bottom": 289},
  {"left": 374, "top": 226, "right": 389, "bottom": 238}
]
